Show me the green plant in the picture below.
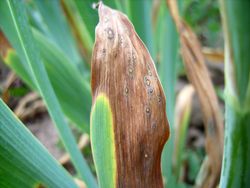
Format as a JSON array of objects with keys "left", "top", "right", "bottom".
[
  {"left": 0, "top": 0, "right": 248, "bottom": 187},
  {"left": 0, "top": 0, "right": 97, "bottom": 187},
  {"left": 0, "top": 99, "right": 78, "bottom": 188},
  {"left": 219, "top": 0, "right": 250, "bottom": 187}
]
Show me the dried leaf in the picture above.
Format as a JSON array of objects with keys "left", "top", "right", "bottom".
[
  {"left": 91, "top": 2, "right": 169, "bottom": 187},
  {"left": 167, "top": 0, "right": 224, "bottom": 187},
  {"left": 14, "top": 92, "right": 46, "bottom": 120},
  {"left": 202, "top": 47, "right": 224, "bottom": 63}
]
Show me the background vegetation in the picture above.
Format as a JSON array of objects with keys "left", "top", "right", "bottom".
[{"left": 0, "top": 0, "right": 248, "bottom": 188}]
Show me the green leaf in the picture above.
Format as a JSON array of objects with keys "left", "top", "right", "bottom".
[
  {"left": 222, "top": 1, "right": 250, "bottom": 105},
  {"left": 220, "top": 1, "right": 250, "bottom": 187},
  {"left": 0, "top": 0, "right": 32, "bottom": 79},
  {"left": 0, "top": 0, "right": 97, "bottom": 187},
  {"left": 0, "top": 99, "right": 77, "bottom": 188},
  {"left": 3, "top": 29, "right": 92, "bottom": 133},
  {"left": 157, "top": 3, "right": 179, "bottom": 187},
  {"left": 34, "top": 29, "right": 92, "bottom": 132},
  {"left": 34, "top": 0, "right": 83, "bottom": 68},
  {"left": 127, "top": 0, "right": 155, "bottom": 58},
  {"left": 62, "top": 0, "right": 94, "bottom": 59},
  {"left": 73, "top": 0, "right": 98, "bottom": 41},
  {"left": 91, "top": 94, "right": 116, "bottom": 188},
  {"left": 103, "top": 0, "right": 123, "bottom": 11},
  {"left": 4, "top": 50, "right": 35, "bottom": 91}
]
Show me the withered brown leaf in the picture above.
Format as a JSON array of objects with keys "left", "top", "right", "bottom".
[
  {"left": 167, "top": 0, "right": 224, "bottom": 187},
  {"left": 91, "top": 2, "right": 169, "bottom": 187}
]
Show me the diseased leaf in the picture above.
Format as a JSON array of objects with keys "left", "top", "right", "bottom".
[{"left": 91, "top": 2, "right": 169, "bottom": 187}]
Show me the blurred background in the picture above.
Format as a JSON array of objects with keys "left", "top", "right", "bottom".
[{"left": 0, "top": 0, "right": 225, "bottom": 187}]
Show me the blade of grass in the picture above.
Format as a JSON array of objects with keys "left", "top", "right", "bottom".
[
  {"left": 219, "top": 0, "right": 250, "bottom": 187},
  {"left": 157, "top": 2, "right": 179, "bottom": 187},
  {"left": 104, "top": 0, "right": 123, "bottom": 10},
  {"left": 2, "top": 28, "right": 92, "bottom": 133},
  {"left": 34, "top": 0, "right": 82, "bottom": 68},
  {"left": 0, "top": 0, "right": 97, "bottom": 187},
  {"left": 34, "top": 29, "right": 92, "bottom": 132},
  {"left": 127, "top": 0, "right": 155, "bottom": 58},
  {"left": 91, "top": 94, "right": 116, "bottom": 188},
  {"left": 61, "top": 0, "right": 94, "bottom": 62},
  {"left": 0, "top": 99, "right": 77, "bottom": 188},
  {"left": 0, "top": 2, "right": 32, "bottom": 81},
  {"left": 72, "top": 0, "right": 98, "bottom": 41},
  {"left": 0, "top": 6, "right": 92, "bottom": 131}
]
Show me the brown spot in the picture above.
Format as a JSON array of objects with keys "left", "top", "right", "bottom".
[{"left": 152, "top": 122, "right": 157, "bottom": 129}]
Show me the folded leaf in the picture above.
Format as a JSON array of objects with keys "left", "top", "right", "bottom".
[{"left": 91, "top": 3, "right": 169, "bottom": 187}]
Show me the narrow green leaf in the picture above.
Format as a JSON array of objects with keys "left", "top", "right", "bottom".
[
  {"left": 73, "top": 0, "right": 98, "bottom": 41},
  {"left": 91, "top": 94, "right": 116, "bottom": 188},
  {"left": 0, "top": 0, "right": 97, "bottom": 187},
  {"left": 103, "top": 0, "right": 122, "bottom": 10},
  {"left": 4, "top": 28, "right": 92, "bottom": 132},
  {"left": 220, "top": 1, "right": 250, "bottom": 187},
  {"left": 34, "top": 0, "right": 83, "bottom": 68},
  {"left": 127, "top": 0, "right": 155, "bottom": 58},
  {"left": 157, "top": 3, "right": 179, "bottom": 187},
  {"left": 222, "top": 1, "right": 250, "bottom": 105},
  {"left": 0, "top": 0, "right": 32, "bottom": 79},
  {"left": 34, "top": 29, "right": 92, "bottom": 132},
  {"left": 0, "top": 99, "right": 77, "bottom": 188},
  {"left": 62, "top": 0, "right": 94, "bottom": 59}
]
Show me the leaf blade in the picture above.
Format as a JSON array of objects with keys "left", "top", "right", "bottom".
[
  {"left": 1, "top": 0, "right": 97, "bottom": 186},
  {"left": 0, "top": 99, "right": 77, "bottom": 188},
  {"left": 91, "top": 94, "right": 116, "bottom": 188}
]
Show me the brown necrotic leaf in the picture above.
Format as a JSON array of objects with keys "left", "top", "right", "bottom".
[{"left": 91, "top": 2, "right": 169, "bottom": 187}]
